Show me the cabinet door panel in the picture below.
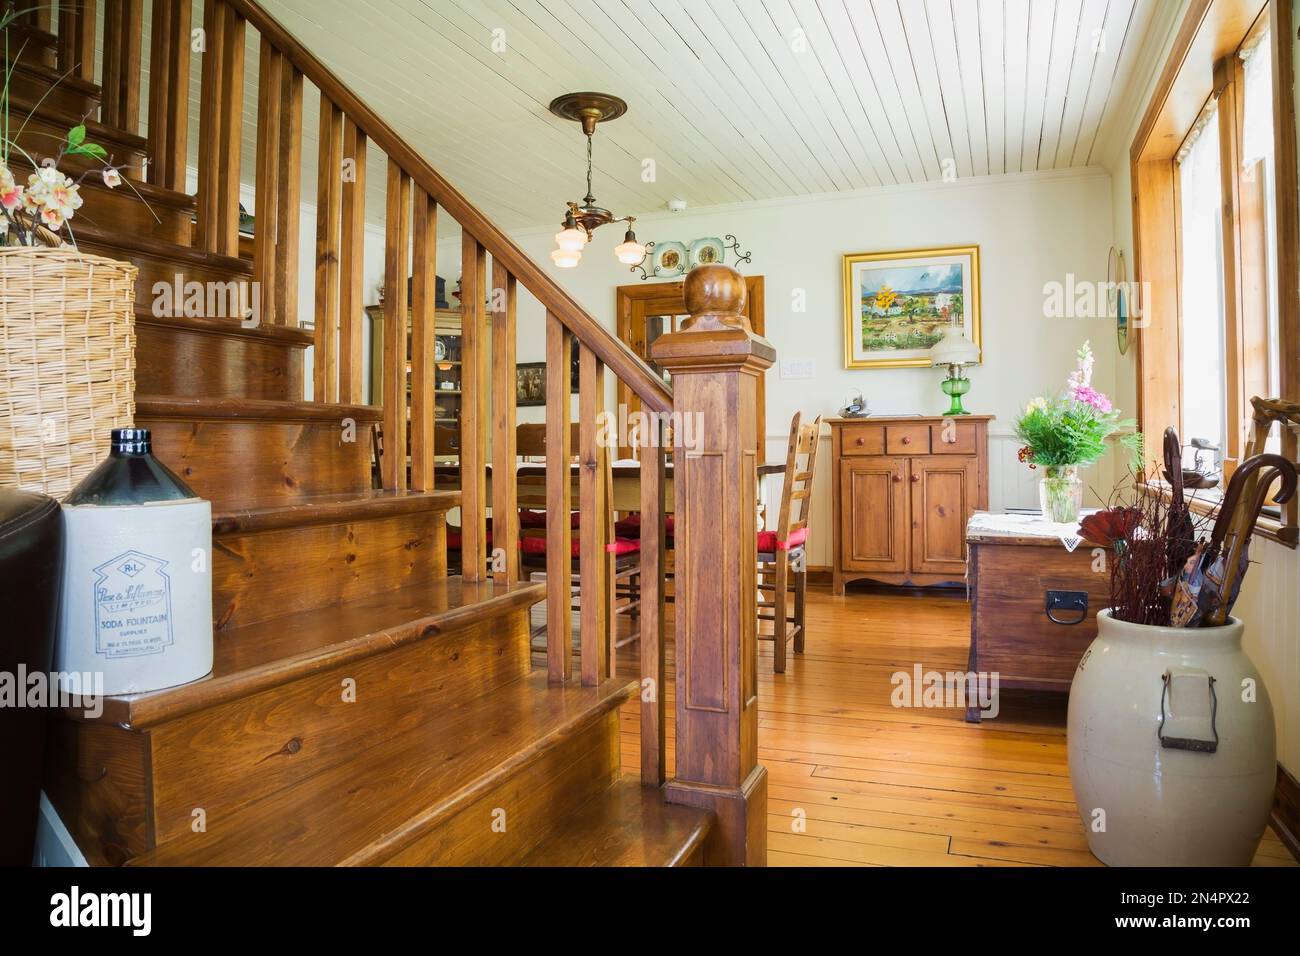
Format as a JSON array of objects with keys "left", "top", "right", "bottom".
[
  {"left": 910, "top": 456, "right": 976, "bottom": 576},
  {"left": 839, "top": 458, "right": 907, "bottom": 572}
]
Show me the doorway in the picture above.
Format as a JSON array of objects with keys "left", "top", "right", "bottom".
[{"left": 615, "top": 276, "right": 766, "bottom": 458}]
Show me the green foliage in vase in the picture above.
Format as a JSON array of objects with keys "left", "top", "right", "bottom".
[{"left": 1015, "top": 341, "right": 1143, "bottom": 473}]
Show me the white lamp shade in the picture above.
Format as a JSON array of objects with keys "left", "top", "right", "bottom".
[
  {"left": 555, "top": 226, "right": 587, "bottom": 252},
  {"left": 614, "top": 238, "right": 646, "bottom": 265},
  {"left": 550, "top": 247, "right": 581, "bottom": 268},
  {"left": 929, "top": 324, "right": 980, "bottom": 367}
]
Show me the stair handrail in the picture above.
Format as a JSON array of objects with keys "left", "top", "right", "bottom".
[{"left": 228, "top": 0, "right": 672, "bottom": 414}]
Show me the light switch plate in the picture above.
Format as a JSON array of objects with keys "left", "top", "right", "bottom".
[{"left": 780, "top": 358, "right": 817, "bottom": 379}]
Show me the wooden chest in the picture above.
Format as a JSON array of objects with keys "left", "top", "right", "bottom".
[{"left": 965, "top": 512, "right": 1109, "bottom": 721}]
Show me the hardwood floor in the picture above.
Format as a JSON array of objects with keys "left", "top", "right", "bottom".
[{"left": 534, "top": 584, "right": 1296, "bottom": 867}]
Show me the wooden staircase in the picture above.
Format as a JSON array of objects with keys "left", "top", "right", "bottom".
[{"left": 23, "top": 0, "right": 771, "bottom": 866}]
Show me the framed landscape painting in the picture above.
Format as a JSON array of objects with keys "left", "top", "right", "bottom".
[{"left": 842, "top": 245, "right": 981, "bottom": 369}]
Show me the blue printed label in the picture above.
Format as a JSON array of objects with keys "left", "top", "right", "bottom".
[{"left": 92, "top": 550, "right": 175, "bottom": 659}]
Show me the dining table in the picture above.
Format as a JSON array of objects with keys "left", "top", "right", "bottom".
[{"left": 433, "top": 459, "right": 787, "bottom": 516}]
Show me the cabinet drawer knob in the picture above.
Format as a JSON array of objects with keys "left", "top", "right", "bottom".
[
  {"left": 855, "top": 437, "right": 866, "bottom": 446},
  {"left": 901, "top": 435, "right": 912, "bottom": 445},
  {"left": 911, "top": 474, "right": 920, "bottom": 483},
  {"left": 892, "top": 474, "right": 902, "bottom": 483}
]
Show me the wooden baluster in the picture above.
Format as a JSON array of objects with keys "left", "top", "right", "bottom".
[
  {"left": 253, "top": 39, "right": 284, "bottom": 328},
  {"left": 196, "top": 0, "right": 222, "bottom": 250},
  {"left": 274, "top": 65, "right": 303, "bottom": 326},
  {"left": 579, "top": 344, "right": 610, "bottom": 685},
  {"left": 459, "top": 234, "right": 489, "bottom": 580},
  {"left": 26, "top": 7, "right": 52, "bottom": 30},
  {"left": 197, "top": 0, "right": 245, "bottom": 255},
  {"left": 410, "top": 187, "right": 438, "bottom": 492},
  {"left": 339, "top": 120, "right": 368, "bottom": 401},
  {"left": 639, "top": 424, "right": 667, "bottom": 786},
  {"left": 58, "top": 0, "right": 97, "bottom": 83},
  {"left": 491, "top": 261, "right": 519, "bottom": 584},
  {"left": 545, "top": 313, "right": 573, "bottom": 682},
  {"left": 653, "top": 264, "right": 774, "bottom": 866},
  {"left": 381, "top": 160, "right": 411, "bottom": 489},
  {"left": 147, "top": 0, "right": 190, "bottom": 190},
  {"left": 314, "top": 98, "right": 344, "bottom": 400},
  {"left": 101, "top": 0, "right": 143, "bottom": 133}
]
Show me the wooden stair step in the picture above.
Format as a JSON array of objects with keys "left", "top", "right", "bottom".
[
  {"left": 127, "top": 672, "right": 635, "bottom": 866},
  {"left": 47, "top": 576, "right": 547, "bottom": 863},
  {"left": 210, "top": 489, "right": 460, "bottom": 630},
  {"left": 135, "top": 308, "right": 313, "bottom": 401},
  {"left": 136, "top": 395, "right": 382, "bottom": 507},
  {"left": 93, "top": 575, "right": 543, "bottom": 729},
  {"left": 517, "top": 779, "right": 712, "bottom": 866},
  {"left": 73, "top": 222, "right": 252, "bottom": 313},
  {"left": 212, "top": 488, "right": 460, "bottom": 535},
  {"left": 8, "top": 90, "right": 147, "bottom": 172},
  {"left": 3, "top": 21, "right": 57, "bottom": 68},
  {"left": 137, "top": 395, "right": 380, "bottom": 423},
  {"left": 10, "top": 154, "right": 195, "bottom": 245},
  {"left": 8, "top": 56, "right": 101, "bottom": 116}
]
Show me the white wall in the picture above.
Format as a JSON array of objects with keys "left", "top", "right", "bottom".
[
  {"left": 439, "top": 167, "right": 1123, "bottom": 567},
  {"left": 1100, "top": 0, "right": 1300, "bottom": 773}
]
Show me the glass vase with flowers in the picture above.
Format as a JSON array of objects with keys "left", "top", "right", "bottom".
[{"left": 1014, "top": 341, "right": 1142, "bottom": 523}]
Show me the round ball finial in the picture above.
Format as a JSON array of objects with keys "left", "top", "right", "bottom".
[{"left": 684, "top": 264, "right": 747, "bottom": 319}]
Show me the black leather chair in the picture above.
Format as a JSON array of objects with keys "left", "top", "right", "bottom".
[{"left": 0, "top": 489, "right": 64, "bottom": 865}]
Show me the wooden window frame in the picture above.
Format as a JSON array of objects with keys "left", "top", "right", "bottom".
[{"left": 1131, "top": 0, "right": 1300, "bottom": 545}]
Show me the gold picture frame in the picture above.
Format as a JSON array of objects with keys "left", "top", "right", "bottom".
[{"left": 842, "top": 245, "right": 982, "bottom": 369}]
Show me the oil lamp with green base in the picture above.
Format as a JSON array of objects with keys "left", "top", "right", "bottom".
[{"left": 928, "top": 324, "right": 981, "bottom": 416}]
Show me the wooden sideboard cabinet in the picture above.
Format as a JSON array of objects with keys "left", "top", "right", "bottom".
[{"left": 828, "top": 415, "right": 993, "bottom": 593}]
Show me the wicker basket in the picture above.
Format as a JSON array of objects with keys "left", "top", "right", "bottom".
[{"left": 1, "top": 247, "right": 138, "bottom": 497}]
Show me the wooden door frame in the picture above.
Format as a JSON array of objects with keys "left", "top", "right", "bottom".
[{"left": 616, "top": 276, "right": 766, "bottom": 458}]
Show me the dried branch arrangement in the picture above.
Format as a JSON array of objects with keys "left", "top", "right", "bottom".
[{"left": 1081, "top": 427, "right": 1297, "bottom": 628}]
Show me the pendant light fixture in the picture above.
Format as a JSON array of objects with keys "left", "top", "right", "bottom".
[{"left": 548, "top": 92, "right": 645, "bottom": 269}]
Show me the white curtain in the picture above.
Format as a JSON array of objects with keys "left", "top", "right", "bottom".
[
  {"left": 1242, "top": 33, "right": 1275, "bottom": 166},
  {"left": 1241, "top": 32, "right": 1282, "bottom": 414},
  {"left": 1177, "top": 110, "right": 1226, "bottom": 463}
]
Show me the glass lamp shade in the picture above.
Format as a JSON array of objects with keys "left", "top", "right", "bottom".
[
  {"left": 928, "top": 324, "right": 980, "bottom": 367},
  {"left": 614, "top": 238, "right": 646, "bottom": 265},
  {"left": 550, "top": 246, "right": 581, "bottom": 268},
  {"left": 555, "top": 226, "right": 587, "bottom": 252}
]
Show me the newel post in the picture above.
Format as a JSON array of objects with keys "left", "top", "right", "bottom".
[{"left": 651, "top": 264, "right": 774, "bottom": 866}]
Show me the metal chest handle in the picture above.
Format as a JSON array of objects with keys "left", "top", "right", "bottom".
[{"left": 1044, "top": 589, "right": 1088, "bottom": 625}]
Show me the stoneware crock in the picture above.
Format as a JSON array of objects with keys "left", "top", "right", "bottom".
[{"left": 1067, "top": 609, "right": 1275, "bottom": 866}]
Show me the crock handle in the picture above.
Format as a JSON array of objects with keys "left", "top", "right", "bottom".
[{"left": 1158, "top": 669, "right": 1219, "bottom": 753}]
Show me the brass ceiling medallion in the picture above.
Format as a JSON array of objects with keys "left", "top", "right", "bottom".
[{"left": 547, "top": 92, "right": 645, "bottom": 269}]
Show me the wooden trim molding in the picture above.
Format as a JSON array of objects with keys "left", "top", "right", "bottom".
[{"left": 1271, "top": 762, "right": 1300, "bottom": 862}]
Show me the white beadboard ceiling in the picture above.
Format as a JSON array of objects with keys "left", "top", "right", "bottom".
[{"left": 242, "top": 0, "right": 1161, "bottom": 230}]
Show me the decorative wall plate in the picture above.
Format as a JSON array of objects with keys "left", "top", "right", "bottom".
[
  {"left": 434, "top": 338, "right": 448, "bottom": 362},
  {"left": 652, "top": 241, "right": 688, "bottom": 277},
  {"left": 688, "top": 236, "right": 725, "bottom": 268}
]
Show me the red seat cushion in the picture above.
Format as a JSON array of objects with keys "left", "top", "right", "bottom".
[
  {"left": 614, "top": 513, "right": 675, "bottom": 538},
  {"left": 447, "top": 525, "right": 492, "bottom": 550},
  {"left": 519, "top": 509, "right": 580, "bottom": 529},
  {"left": 519, "top": 534, "right": 640, "bottom": 559},
  {"left": 756, "top": 526, "right": 807, "bottom": 553}
]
